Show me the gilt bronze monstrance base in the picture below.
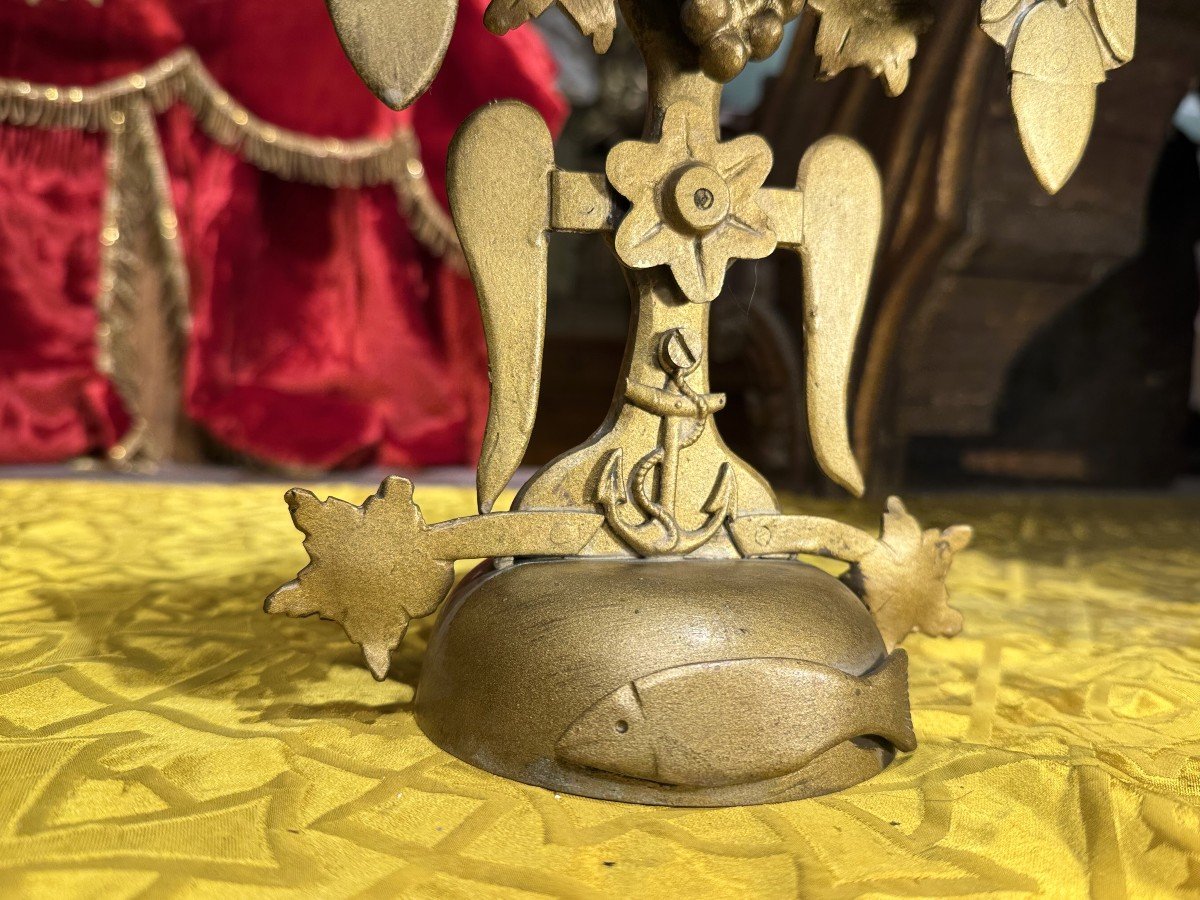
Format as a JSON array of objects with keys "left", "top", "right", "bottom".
[
  {"left": 416, "top": 559, "right": 903, "bottom": 806},
  {"left": 266, "top": 0, "right": 1134, "bottom": 805}
]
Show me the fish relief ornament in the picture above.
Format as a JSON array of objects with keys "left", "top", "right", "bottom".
[{"left": 266, "top": 0, "right": 1135, "bottom": 806}]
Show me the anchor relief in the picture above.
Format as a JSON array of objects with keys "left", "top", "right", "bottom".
[{"left": 597, "top": 328, "right": 736, "bottom": 557}]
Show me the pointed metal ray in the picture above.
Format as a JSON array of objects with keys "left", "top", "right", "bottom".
[{"left": 326, "top": 0, "right": 458, "bottom": 110}]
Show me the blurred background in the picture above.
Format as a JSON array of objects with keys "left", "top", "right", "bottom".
[{"left": 2, "top": 0, "right": 1198, "bottom": 497}]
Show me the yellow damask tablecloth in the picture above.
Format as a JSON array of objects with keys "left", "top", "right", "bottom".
[{"left": 0, "top": 480, "right": 1197, "bottom": 898}]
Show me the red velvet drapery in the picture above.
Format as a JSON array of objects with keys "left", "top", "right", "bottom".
[{"left": 0, "top": 0, "right": 565, "bottom": 468}]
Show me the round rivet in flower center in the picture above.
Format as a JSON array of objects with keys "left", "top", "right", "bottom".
[{"left": 668, "top": 164, "right": 730, "bottom": 234}]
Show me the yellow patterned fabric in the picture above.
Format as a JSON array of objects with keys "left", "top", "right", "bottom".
[{"left": 0, "top": 480, "right": 1197, "bottom": 897}]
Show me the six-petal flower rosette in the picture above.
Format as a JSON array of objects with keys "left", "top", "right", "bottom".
[
  {"left": 607, "top": 101, "right": 777, "bottom": 304},
  {"left": 609, "top": 102, "right": 777, "bottom": 304}
]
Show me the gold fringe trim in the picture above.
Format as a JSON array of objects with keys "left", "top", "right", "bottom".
[
  {"left": 0, "top": 48, "right": 465, "bottom": 466},
  {"left": 0, "top": 52, "right": 190, "bottom": 132},
  {"left": 0, "top": 48, "right": 460, "bottom": 260}
]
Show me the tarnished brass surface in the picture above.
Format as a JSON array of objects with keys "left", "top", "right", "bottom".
[
  {"left": 261, "top": 0, "right": 1130, "bottom": 804},
  {"left": 265, "top": 477, "right": 604, "bottom": 680},
  {"left": 557, "top": 654, "right": 916, "bottom": 788},
  {"left": 790, "top": 137, "right": 882, "bottom": 497},
  {"left": 415, "top": 559, "right": 901, "bottom": 806},
  {"left": 609, "top": 100, "right": 775, "bottom": 304},
  {"left": 679, "top": 1, "right": 806, "bottom": 82},
  {"left": 732, "top": 497, "right": 973, "bottom": 650}
]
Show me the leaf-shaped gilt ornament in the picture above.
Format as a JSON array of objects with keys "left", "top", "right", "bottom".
[
  {"left": 983, "top": 0, "right": 1135, "bottom": 67},
  {"left": 484, "top": 0, "right": 617, "bottom": 52},
  {"left": 845, "top": 497, "right": 973, "bottom": 650},
  {"left": 326, "top": 0, "right": 458, "bottom": 110},
  {"left": 980, "top": 0, "right": 1022, "bottom": 43},
  {"left": 807, "top": 0, "right": 934, "bottom": 97},
  {"left": 265, "top": 477, "right": 455, "bottom": 680}
]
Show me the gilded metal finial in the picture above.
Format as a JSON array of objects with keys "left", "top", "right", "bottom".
[
  {"left": 266, "top": 0, "right": 1132, "bottom": 805},
  {"left": 982, "top": 0, "right": 1137, "bottom": 192}
]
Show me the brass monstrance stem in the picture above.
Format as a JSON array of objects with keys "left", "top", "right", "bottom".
[{"left": 266, "top": 0, "right": 1136, "bottom": 805}]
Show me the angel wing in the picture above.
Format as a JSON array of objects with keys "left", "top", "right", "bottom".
[
  {"left": 798, "top": 139, "right": 882, "bottom": 497},
  {"left": 448, "top": 102, "right": 555, "bottom": 513},
  {"left": 766, "top": 138, "right": 882, "bottom": 497}
]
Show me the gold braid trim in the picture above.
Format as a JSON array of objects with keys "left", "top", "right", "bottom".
[
  {"left": 0, "top": 51, "right": 189, "bottom": 131},
  {"left": 92, "top": 96, "right": 193, "bottom": 467},
  {"left": 94, "top": 103, "right": 148, "bottom": 464},
  {"left": 0, "top": 48, "right": 460, "bottom": 260}
]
